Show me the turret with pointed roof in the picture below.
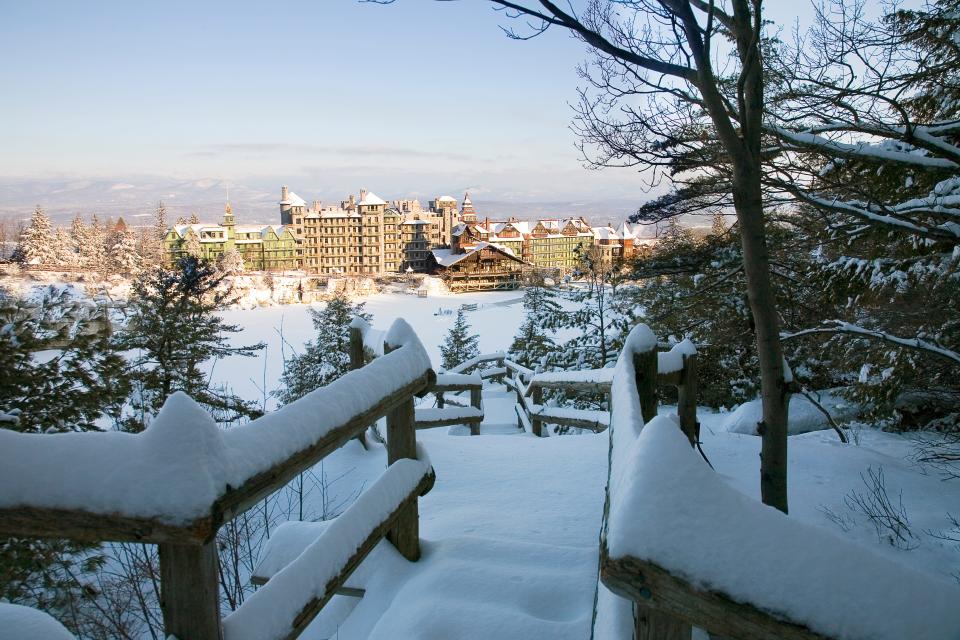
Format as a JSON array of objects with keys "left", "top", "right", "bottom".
[{"left": 460, "top": 191, "right": 477, "bottom": 223}]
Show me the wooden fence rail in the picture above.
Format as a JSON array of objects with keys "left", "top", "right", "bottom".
[
  {"left": 595, "top": 326, "right": 960, "bottom": 640},
  {"left": 0, "top": 318, "right": 437, "bottom": 640},
  {"left": 508, "top": 346, "right": 697, "bottom": 440}
]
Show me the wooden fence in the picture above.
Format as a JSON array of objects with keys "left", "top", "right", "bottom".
[
  {"left": 506, "top": 347, "right": 697, "bottom": 440},
  {"left": 0, "top": 318, "right": 437, "bottom": 640},
  {"left": 594, "top": 326, "right": 960, "bottom": 640}
]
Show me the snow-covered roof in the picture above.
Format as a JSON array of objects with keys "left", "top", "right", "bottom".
[
  {"left": 437, "top": 195, "right": 456, "bottom": 202},
  {"left": 592, "top": 226, "right": 620, "bottom": 241},
  {"left": 432, "top": 241, "right": 526, "bottom": 268},
  {"left": 358, "top": 192, "right": 387, "bottom": 206},
  {"left": 616, "top": 221, "right": 638, "bottom": 240},
  {"left": 285, "top": 192, "right": 306, "bottom": 208}
]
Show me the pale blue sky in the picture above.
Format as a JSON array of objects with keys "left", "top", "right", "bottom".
[{"left": 0, "top": 1, "right": 817, "bottom": 218}]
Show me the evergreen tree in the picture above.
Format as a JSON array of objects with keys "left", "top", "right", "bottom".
[
  {"left": 51, "top": 228, "right": 74, "bottom": 268},
  {"left": 151, "top": 201, "right": 168, "bottom": 266},
  {"left": 188, "top": 213, "right": 200, "bottom": 224},
  {"left": 0, "top": 289, "right": 130, "bottom": 633},
  {"left": 17, "top": 206, "right": 54, "bottom": 267},
  {"left": 109, "top": 224, "right": 141, "bottom": 275},
  {"left": 509, "top": 283, "right": 559, "bottom": 370},
  {"left": 69, "top": 215, "right": 90, "bottom": 269},
  {"left": 440, "top": 309, "right": 480, "bottom": 370},
  {"left": 119, "top": 257, "right": 263, "bottom": 430},
  {"left": 539, "top": 246, "right": 638, "bottom": 370},
  {"left": 277, "top": 291, "right": 371, "bottom": 404},
  {"left": 82, "top": 215, "right": 107, "bottom": 276}
]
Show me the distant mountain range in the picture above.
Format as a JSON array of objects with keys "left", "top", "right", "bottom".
[{"left": 0, "top": 176, "right": 666, "bottom": 236}]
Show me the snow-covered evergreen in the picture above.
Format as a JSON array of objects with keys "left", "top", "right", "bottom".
[
  {"left": 439, "top": 309, "right": 480, "bottom": 370},
  {"left": 277, "top": 291, "right": 371, "bottom": 405},
  {"left": 17, "top": 206, "right": 54, "bottom": 267}
]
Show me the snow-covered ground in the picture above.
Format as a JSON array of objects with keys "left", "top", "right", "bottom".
[
  {"left": 206, "top": 295, "right": 959, "bottom": 639},
  {"left": 211, "top": 290, "right": 529, "bottom": 410}
]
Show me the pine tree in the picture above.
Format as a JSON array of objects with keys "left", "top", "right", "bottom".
[
  {"left": 277, "top": 291, "right": 372, "bottom": 404},
  {"left": 17, "top": 206, "right": 54, "bottom": 267},
  {"left": 143, "top": 201, "right": 168, "bottom": 267},
  {"left": 0, "top": 290, "right": 130, "bottom": 632},
  {"left": 188, "top": 213, "right": 200, "bottom": 224},
  {"left": 509, "top": 283, "right": 559, "bottom": 370},
  {"left": 109, "top": 225, "right": 141, "bottom": 275},
  {"left": 119, "top": 257, "right": 264, "bottom": 430},
  {"left": 69, "top": 215, "right": 89, "bottom": 269},
  {"left": 82, "top": 215, "right": 107, "bottom": 276},
  {"left": 51, "top": 227, "right": 74, "bottom": 268},
  {"left": 440, "top": 309, "right": 480, "bottom": 370}
]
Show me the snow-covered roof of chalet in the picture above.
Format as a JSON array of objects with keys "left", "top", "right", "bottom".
[
  {"left": 437, "top": 195, "right": 457, "bottom": 202},
  {"left": 358, "top": 191, "right": 387, "bottom": 206},
  {"left": 432, "top": 241, "right": 527, "bottom": 268},
  {"left": 451, "top": 223, "right": 469, "bottom": 236}
]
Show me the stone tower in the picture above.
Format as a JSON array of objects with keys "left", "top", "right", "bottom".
[{"left": 279, "top": 185, "right": 292, "bottom": 225}]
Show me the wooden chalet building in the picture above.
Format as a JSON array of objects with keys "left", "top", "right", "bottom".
[{"left": 429, "top": 242, "right": 528, "bottom": 292}]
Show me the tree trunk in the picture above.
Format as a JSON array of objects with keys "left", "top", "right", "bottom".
[{"left": 732, "top": 164, "right": 790, "bottom": 513}]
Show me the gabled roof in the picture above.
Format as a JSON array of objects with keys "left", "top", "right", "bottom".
[
  {"left": 592, "top": 226, "right": 619, "bottom": 241},
  {"left": 432, "top": 241, "right": 528, "bottom": 268},
  {"left": 616, "top": 221, "right": 638, "bottom": 240},
  {"left": 283, "top": 191, "right": 306, "bottom": 207},
  {"left": 358, "top": 191, "right": 387, "bottom": 206}
]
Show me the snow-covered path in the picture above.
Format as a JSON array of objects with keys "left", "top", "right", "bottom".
[{"left": 312, "top": 384, "right": 609, "bottom": 640}]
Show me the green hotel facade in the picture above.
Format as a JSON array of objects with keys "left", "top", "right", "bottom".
[{"left": 164, "top": 204, "right": 298, "bottom": 272}]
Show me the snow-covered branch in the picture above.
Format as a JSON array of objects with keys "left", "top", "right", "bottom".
[{"left": 782, "top": 321, "right": 960, "bottom": 367}]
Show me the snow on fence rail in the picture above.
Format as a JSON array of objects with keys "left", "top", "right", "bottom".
[
  {"left": 511, "top": 339, "right": 698, "bottom": 439},
  {"left": 351, "top": 323, "right": 487, "bottom": 435},
  {"left": 595, "top": 324, "right": 960, "bottom": 640},
  {"left": 0, "top": 318, "right": 437, "bottom": 640}
]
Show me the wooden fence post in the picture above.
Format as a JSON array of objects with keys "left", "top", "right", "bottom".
[
  {"left": 384, "top": 340, "right": 421, "bottom": 561},
  {"left": 159, "top": 541, "right": 222, "bottom": 640},
  {"left": 470, "top": 387, "right": 482, "bottom": 436},
  {"left": 677, "top": 354, "right": 698, "bottom": 447},
  {"left": 635, "top": 602, "right": 691, "bottom": 640},
  {"left": 531, "top": 386, "right": 544, "bottom": 437},
  {"left": 633, "top": 348, "right": 658, "bottom": 424},
  {"left": 349, "top": 325, "right": 368, "bottom": 449},
  {"left": 436, "top": 391, "right": 445, "bottom": 409}
]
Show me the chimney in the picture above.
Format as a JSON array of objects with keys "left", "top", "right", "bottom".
[
  {"left": 313, "top": 200, "right": 321, "bottom": 211},
  {"left": 281, "top": 185, "right": 289, "bottom": 201},
  {"left": 359, "top": 189, "right": 367, "bottom": 202}
]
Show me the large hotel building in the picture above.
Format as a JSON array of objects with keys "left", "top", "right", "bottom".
[{"left": 278, "top": 185, "right": 645, "bottom": 276}]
